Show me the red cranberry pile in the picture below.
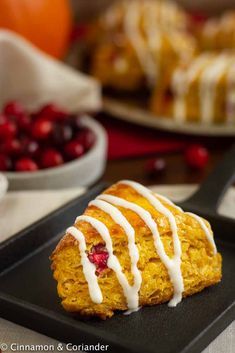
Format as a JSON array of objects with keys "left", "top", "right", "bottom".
[
  {"left": 88, "top": 244, "right": 109, "bottom": 275},
  {"left": 0, "top": 101, "right": 96, "bottom": 172}
]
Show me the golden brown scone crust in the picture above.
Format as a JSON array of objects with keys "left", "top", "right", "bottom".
[
  {"left": 51, "top": 183, "right": 222, "bottom": 319},
  {"left": 91, "top": 39, "right": 145, "bottom": 91}
]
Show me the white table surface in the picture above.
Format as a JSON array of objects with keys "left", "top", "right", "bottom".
[{"left": 0, "top": 185, "right": 234, "bottom": 353}]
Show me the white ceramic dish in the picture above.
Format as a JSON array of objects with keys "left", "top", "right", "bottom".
[
  {"left": 104, "top": 98, "right": 235, "bottom": 136},
  {"left": 4, "top": 117, "right": 107, "bottom": 190},
  {"left": 0, "top": 173, "right": 8, "bottom": 200}
]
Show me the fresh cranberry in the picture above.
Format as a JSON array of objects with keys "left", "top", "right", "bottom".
[
  {"left": 17, "top": 113, "right": 31, "bottom": 132},
  {"left": 88, "top": 244, "right": 109, "bottom": 274},
  {"left": 0, "top": 121, "right": 17, "bottom": 140},
  {"left": 145, "top": 158, "right": 166, "bottom": 176},
  {"left": 76, "top": 128, "right": 96, "bottom": 150},
  {"left": 52, "top": 124, "right": 73, "bottom": 144},
  {"left": 15, "top": 158, "right": 38, "bottom": 172},
  {"left": 185, "top": 144, "right": 209, "bottom": 170},
  {"left": 37, "top": 104, "right": 68, "bottom": 121},
  {"left": 21, "top": 139, "right": 40, "bottom": 157},
  {"left": 3, "top": 101, "right": 25, "bottom": 117},
  {"left": 31, "top": 119, "right": 53, "bottom": 140},
  {"left": 0, "top": 154, "right": 12, "bottom": 171},
  {"left": 40, "top": 148, "right": 64, "bottom": 168},
  {"left": 64, "top": 140, "right": 84, "bottom": 159},
  {"left": 2, "top": 139, "right": 21, "bottom": 156}
]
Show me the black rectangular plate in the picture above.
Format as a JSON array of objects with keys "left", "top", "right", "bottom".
[{"left": 0, "top": 184, "right": 234, "bottom": 353}]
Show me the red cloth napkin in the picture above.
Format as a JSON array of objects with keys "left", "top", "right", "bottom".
[{"left": 96, "top": 116, "right": 186, "bottom": 160}]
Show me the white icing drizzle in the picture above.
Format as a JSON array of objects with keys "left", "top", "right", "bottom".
[
  {"left": 89, "top": 199, "right": 142, "bottom": 309},
  {"left": 66, "top": 179, "right": 218, "bottom": 313},
  {"left": 200, "top": 54, "right": 234, "bottom": 123},
  {"left": 174, "top": 97, "right": 187, "bottom": 123},
  {"left": 172, "top": 54, "right": 213, "bottom": 122},
  {"left": 155, "top": 192, "right": 217, "bottom": 254},
  {"left": 159, "top": 0, "right": 179, "bottom": 29},
  {"left": 172, "top": 68, "right": 187, "bottom": 123},
  {"left": 66, "top": 226, "right": 103, "bottom": 304},
  {"left": 226, "top": 63, "right": 235, "bottom": 124},
  {"left": 167, "top": 32, "right": 181, "bottom": 58},
  {"left": 172, "top": 53, "right": 235, "bottom": 123},
  {"left": 154, "top": 193, "right": 217, "bottom": 254},
  {"left": 76, "top": 214, "right": 141, "bottom": 310},
  {"left": 98, "top": 193, "right": 171, "bottom": 264},
  {"left": 123, "top": 306, "right": 141, "bottom": 315},
  {"left": 97, "top": 194, "right": 183, "bottom": 307},
  {"left": 117, "top": 180, "right": 184, "bottom": 307},
  {"left": 168, "top": 2, "right": 180, "bottom": 28},
  {"left": 186, "top": 213, "right": 217, "bottom": 254},
  {"left": 119, "top": 0, "right": 187, "bottom": 87},
  {"left": 187, "top": 54, "right": 213, "bottom": 85},
  {"left": 143, "top": 1, "right": 162, "bottom": 84},
  {"left": 124, "top": 1, "right": 157, "bottom": 85}
]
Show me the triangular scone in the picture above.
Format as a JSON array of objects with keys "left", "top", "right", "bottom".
[{"left": 51, "top": 181, "right": 222, "bottom": 319}]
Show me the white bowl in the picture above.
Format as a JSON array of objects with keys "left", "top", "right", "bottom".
[
  {"left": 0, "top": 172, "right": 8, "bottom": 198},
  {"left": 4, "top": 117, "right": 107, "bottom": 190}
]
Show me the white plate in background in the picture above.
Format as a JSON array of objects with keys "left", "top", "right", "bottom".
[
  {"left": 0, "top": 173, "right": 8, "bottom": 200},
  {"left": 104, "top": 97, "right": 235, "bottom": 136}
]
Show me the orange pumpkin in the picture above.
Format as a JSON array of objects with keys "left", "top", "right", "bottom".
[{"left": 0, "top": 0, "right": 72, "bottom": 58}]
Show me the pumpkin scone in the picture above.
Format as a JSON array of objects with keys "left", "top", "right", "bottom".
[
  {"left": 89, "top": 0, "right": 197, "bottom": 91},
  {"left": 51, "top": 180, "right": 222, "bottom": 319},
  {"left": 151, "top": 52, "right": 235, "bottom": 124}
]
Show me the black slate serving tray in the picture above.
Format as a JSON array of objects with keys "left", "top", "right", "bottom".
[{"left": 0, "top": 145, "right": 235, "bottom": 353}]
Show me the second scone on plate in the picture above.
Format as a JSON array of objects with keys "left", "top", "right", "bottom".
[
  {"left": 51, "top": 180, "right": 222, "bottom": 319},
  {"left": 151, "top": 52, "right": 235, "bottom": 124}
]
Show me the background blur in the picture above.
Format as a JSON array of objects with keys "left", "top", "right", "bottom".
[{"left": 70, "top": 0, "right": 235, "bottom": 19}]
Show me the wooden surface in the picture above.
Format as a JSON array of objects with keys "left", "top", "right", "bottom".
[{"left": 100, "top": 117, "right": 235, "bottom": 187}]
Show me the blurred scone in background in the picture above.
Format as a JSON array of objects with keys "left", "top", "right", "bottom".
[{"left": 70, "top": 0, "right": 235, "bottom": 19}]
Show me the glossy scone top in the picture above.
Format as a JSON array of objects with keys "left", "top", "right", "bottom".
[{"left": 51, "top": 181, "right": 222, "bottom": 319}]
